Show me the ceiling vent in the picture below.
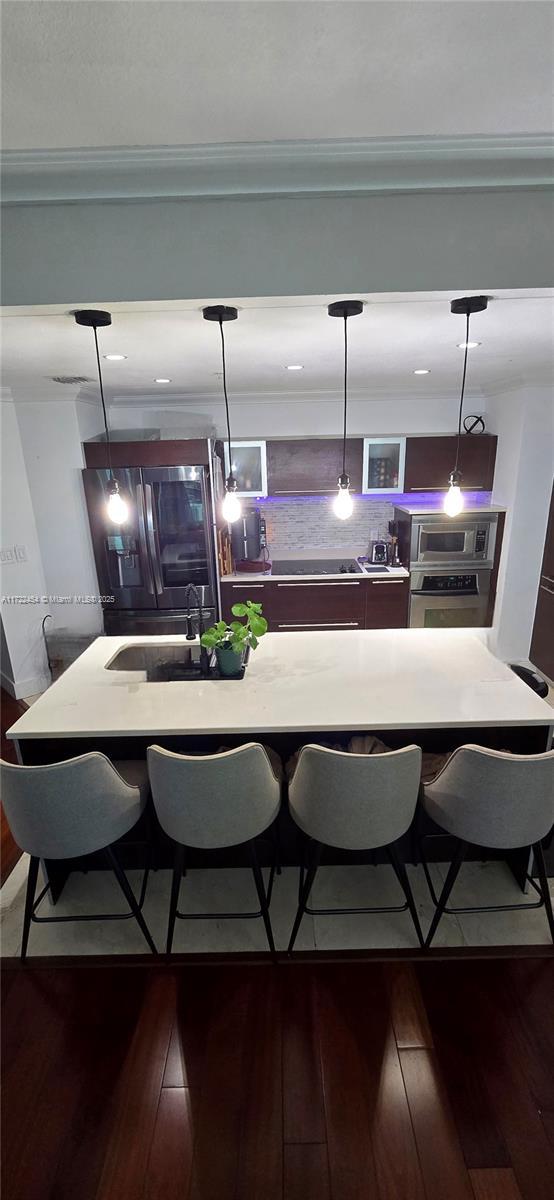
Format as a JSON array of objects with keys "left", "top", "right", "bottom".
[{"left": 50, "top": 375, "right": 92, "bottom": 385}]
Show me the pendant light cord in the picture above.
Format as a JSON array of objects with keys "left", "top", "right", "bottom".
[
  {"left": 342, "top": 314, "right": 348, "bottom": 476},
  {"left": 454, "top": 311, "right": 470, "bottom": 474},
  {"left": 219, "top": 318, "right": 234, "bottom": 482},
  {"left": 92, "top": 325, "right": 113, "bottom": 480}
]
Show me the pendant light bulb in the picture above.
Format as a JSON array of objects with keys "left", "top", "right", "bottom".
[
  {"left": 333, "top": 474, "right": 354, "bottom": 520},
  {"left": 443, "top": 472, "right": 464, "bottom": 518},
  {"left": 106, "top": 479, "right": 128, "bottom": 524},
  {"left": 222, "top": 480, "right": 242, "bottom": 524}
]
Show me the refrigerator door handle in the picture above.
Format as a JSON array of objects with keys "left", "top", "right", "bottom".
[
  {"left": 144, "top": 482, "right": 164, "bottom": 595},
  {"left": 136, "top": 483, "right": 156, "bottom": 596}
]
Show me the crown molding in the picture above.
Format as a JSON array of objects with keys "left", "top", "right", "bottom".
[{"left": 2, "top": 134, "right": 552, "bottom": 204}]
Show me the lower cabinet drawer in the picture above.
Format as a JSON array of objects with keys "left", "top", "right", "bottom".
[
  {"left": 365, "top": 578, "right": 409, "bottom": 628},
  {"left": 271, "top": 580, "right": 365, "bottom": 629},
  {"left": 220, "top": 582, "right": 272, "bottom": 623}
]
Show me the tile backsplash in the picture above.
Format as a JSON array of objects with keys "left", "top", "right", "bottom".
[{"left": 257, "top": 496, "right": 395, "bottom": 557}]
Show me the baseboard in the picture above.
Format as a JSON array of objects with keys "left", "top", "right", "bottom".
[{"left": 0, "top": 670, "right": 50, "bottom": 700}]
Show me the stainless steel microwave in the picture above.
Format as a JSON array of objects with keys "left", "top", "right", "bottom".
[{"left": 410, "top": 512, "right": 497, "bottom": 567}]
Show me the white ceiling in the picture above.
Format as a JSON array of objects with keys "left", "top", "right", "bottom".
[
  {"left": 2, "top": 1, "right": 552, "bottom": 151},
  {"left": 1, "top": 291, "right": 552, "bottom": 405}
]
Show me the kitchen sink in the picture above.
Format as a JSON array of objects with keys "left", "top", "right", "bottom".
[{"left": 105, "top": 643, "right": 204, "bottom": 678}]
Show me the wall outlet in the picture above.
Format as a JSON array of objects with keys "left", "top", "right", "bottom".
[
  {"left": 0, "top": 548, "right": 15, "bottom": 563},
  {"left": 14, "top": 545, "right": 28, "bottom": 562}
]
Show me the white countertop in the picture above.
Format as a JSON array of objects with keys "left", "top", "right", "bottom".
[
  {"left": 222, "top": 566, "right": 409, "bottom": 582},
  {"left": 7, "top": 630, "right": 553, "bottom": 740}
]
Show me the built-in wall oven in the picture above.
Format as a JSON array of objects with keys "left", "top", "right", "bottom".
[{"left": 408, "top": 510, "right": 498, "bottom": 629}]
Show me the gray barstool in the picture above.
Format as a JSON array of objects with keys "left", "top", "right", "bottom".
[
  {"left": 287, "top": 743, "right": 423, "bottom": 952},
  {"left": 0, "top": 754, "right": 156, "bottom": 958},
  {"left": 147, "top": 743, "right": 281, "bottom": 954},
  {"left": 421, "top": 745, "right": 554, "bottom": 947}
]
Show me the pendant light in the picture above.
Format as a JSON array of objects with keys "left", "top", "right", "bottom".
[
  {"left": 328, "top": 300, "right": 363, "bottom": 519},
  {"left": 74, "top": 309, "right": 128, "bottom": 524},
  {"left": 444, "top": 296, "right": 489, "bottom": 517},
  {"left": 203, "top": 305, "right": 242, "bottom": 523}
]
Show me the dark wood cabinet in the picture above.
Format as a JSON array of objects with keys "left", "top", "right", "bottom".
[
  {"left": 364, "top": 578, "right": 410, "bottom": 628},
  {"left": 220, "top": 580, "right": 274, "bottom": 625},
  {"left": 404, "top": 434, "right": 497, "bottom": 493},
  {"left": 83, "top": 438, "right": 220, "bottom": 468},
  {"left": 271, "top": 579, "right": 365, "bottom": 630},
  {"left": 530, "top": 483, "right": 554, "bottom": 681},
  {"left": 266, "top": 439, "right": 363, "bottom": 496},
  {"left": 221, "top": 575, "right": 410, "bottom": 631}
]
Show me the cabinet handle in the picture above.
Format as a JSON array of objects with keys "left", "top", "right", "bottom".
[
  {"left": 370, "top": 579, "right": 405, "bottom": 585},
  {"left": 409, "top": 485, "right": 485, "bottom": 491},
  {"left": 277, "top": 621, "right": 360, "bottom": 629},
  {"left": 542, "top": 574, "right": 554, "bottom": 585},
  {"left": 276, "top": 581, "right": 360, "bottom": 588},
  {"left": 273, "top": 489, "right": 333, "bottom": 494},
  {"left": 540, "top": 583, "right": 554, "bottom": 596},
  {"left": 230, "top": 583, "right": 265, "bottom": 589}
]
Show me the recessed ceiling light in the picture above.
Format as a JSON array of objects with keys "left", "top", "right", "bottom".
[
  {"left": 103, "top": 354, "right": 127, "bottom": 361},
  {"left": 286, "top": 364, "right": 304, "bottom": 371},
  {"left": 154, "top": 377, "right": 171, "bottom": 383},
  {"left": 457, "top": 341, "right": 481, "bottom": 350},
  {"left": 414, "top": 369, "right": 430, "bottom": 375}
]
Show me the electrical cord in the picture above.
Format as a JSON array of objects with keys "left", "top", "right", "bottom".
[
  {"left": 219, "top": 317, "right": 234, "bottom": 484},
  {"left": 454, "top": 311, "right": 470, "bottom": 474}
]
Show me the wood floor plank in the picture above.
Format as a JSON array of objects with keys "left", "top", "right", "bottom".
[
  {"left": 94, "top": 972, "right": 176, "bottom": 1200},
  {"left": 419, "top": 962, "right": 554, "bottom": 1200},
  {"left": 144, "top": 1089, "right": 194, "bottom": 1200},
  {"left": 414, "top": 965, "right": 510, "bottom": 1170},
  {"left": 469, "top": 1167, "right": 524, "bottom": 1200},
  {"left": 400, "top": 1048, "right": 475, "bottom": 1200},
  {"left": 387, "top": 962, "right": 434, "bottom": 1049},
  {"left": 282, "top": 965, "right": 326, "bottom": 1144},
  {"left": 235, "top": 969, "right": 283, "bottom": 1200},
  {"left": 283, "top": 1144, "right": 330, "bottom": 1200},
  {"left": 316, "top": 967, "right": 380, "bottom": 1200},
  {"left": 187, "top": 968, "right": 252, "bottom": 1200}
]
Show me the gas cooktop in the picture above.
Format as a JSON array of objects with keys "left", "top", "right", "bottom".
[{"left": 271, "top": 558, "right": 363, "bottom": 576}]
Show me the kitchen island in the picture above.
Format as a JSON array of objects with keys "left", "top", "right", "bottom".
[{"left": 7, "top": 629, "right": 552, "bottom": 895}]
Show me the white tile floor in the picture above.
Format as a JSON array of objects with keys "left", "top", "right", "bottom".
[{"left": 1, "top": 855, "right": 552, "bottom": 957}]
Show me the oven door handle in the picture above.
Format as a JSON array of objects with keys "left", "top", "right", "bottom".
[{"left": 410, "top": 588, "right": 479, "bottom": 597}]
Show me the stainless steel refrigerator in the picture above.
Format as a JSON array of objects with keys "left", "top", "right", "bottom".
[{"left": 82, "top": 464, "right": 219, "bottom": 635}]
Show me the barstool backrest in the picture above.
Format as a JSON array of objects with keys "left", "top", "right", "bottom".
[
  {"left": 288, "top": 744, "right": 422, "bottom": 850},
  {"left": 424, "top": 744, "right": 554, "bottom": 848},
  {"left": 147, "top": 743, "right": 281, "bottom": 849},
  {"left": 0, "top": 754, "right": 144, "bottom": 860}
]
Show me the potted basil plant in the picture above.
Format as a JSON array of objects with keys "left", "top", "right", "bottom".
[{"left": 200, "top": 601, "right": 268, "bottom": 677}]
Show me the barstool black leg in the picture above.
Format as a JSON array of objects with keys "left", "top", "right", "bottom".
[
  {"left": 288, "top": 839, "right": 322, "bottom": 955},
  {"left": 21, "top": 855, "right": 40, "bottom": 962},
  {"left": 534, "top": 841, "right": 554, "bottom": 944},
  {"left": 425, "top": 839, "right": 467, "bottom": 948},
  {"left": 250, "top": 842, "right": 276, "bottom": 954},
  {"left": 105, "top": 847, "right": 157, "bottom": 955},
  {"left": 166, "top": 844, "right": 185, "bottom": 955},
  {"left": 387, "top": 842, "right": 424, "bottom": 948}
]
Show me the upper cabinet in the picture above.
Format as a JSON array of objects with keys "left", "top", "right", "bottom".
[
  {"left": 224, "top": 440, "right": 268, "bottom": 496},
  {"left": 267, "top": 438, "right": 363, "bottom": 496},
  {"left": 404, "top": 434, "right": 497, "bottom": 493},
  {"left": 362, "top": 437, "right": 406, "bottom": 494}
]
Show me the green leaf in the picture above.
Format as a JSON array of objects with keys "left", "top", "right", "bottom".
[
  {"left": 249, "top": 614, "right": 267, "bottom": 637},
  {"left": 250, "top": 633, "right": 258, "bottom": 649},
  {"left": 231, "top": 603, "right": 248, "bottom": 617}
]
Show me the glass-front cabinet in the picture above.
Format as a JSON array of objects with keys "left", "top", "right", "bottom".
[
  {"left": 362, "top": 437, "right": 406, "bottom": 494},
  {"left": 224, "top": 440, "right": 268, "bottom": 496}
]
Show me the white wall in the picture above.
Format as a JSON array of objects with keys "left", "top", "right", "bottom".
[
  {"left": 0, "top": 399, "right": 50, "bottom": 697},
  {"left": 15, "top": 397, "right": 104, "bottom": 637},
  {"left": 109, "top": 392, "right": 473, "bottom": 441},
  {"left": 3, "top": 189, "right": 552, "bottom": 307},
  {"left": 488, "top": 386, "right": 554, "bottom": 662}
]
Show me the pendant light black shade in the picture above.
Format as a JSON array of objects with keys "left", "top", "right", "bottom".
[
  {"left": 328, "top": 300, "right": 363, "bottom": 519},
  {"left": 203, "top": 305, "right": 241, "bottom": 522},
  {"left": 74, "top": 309, "right": 128, "bottom": 523},
  {"left": 445, "top": 295, "right": 489, "bottom": 517}
]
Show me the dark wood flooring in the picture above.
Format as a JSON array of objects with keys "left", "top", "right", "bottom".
[
  {"left": 2, "top": 958, "right": 553, "bottom": 1200},
  {"left": 0, "top": 688, "right": 25, "bottom": 884}
]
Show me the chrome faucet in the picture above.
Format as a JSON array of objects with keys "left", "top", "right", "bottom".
[{"left": 184, "top": 584, "right": 209, "bottom": 674}]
